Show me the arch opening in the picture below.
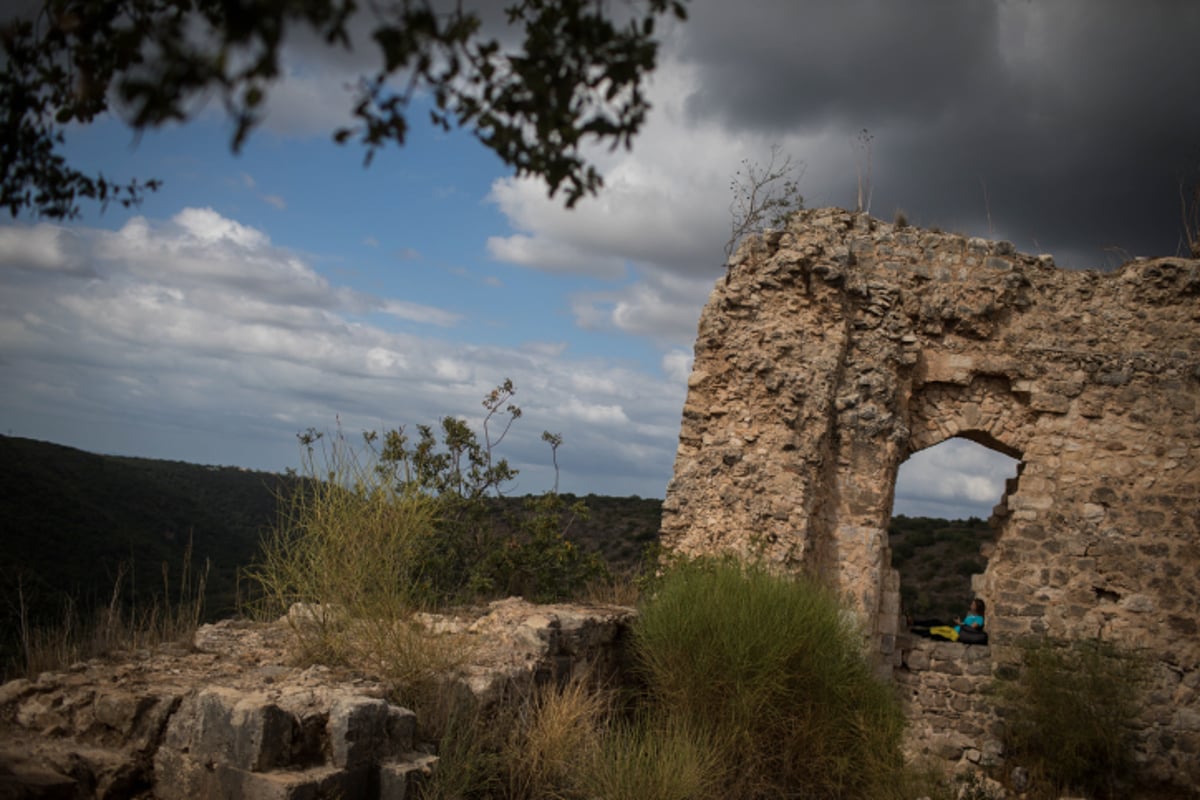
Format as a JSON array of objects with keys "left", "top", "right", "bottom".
[{"left": 887, "top": 435, "right": 1021, "bottom": 624}]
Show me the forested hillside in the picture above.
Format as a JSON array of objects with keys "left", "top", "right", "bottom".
[
  {"left": 0, "top": 435, "right": 288, "bottom": 624},
  {"left": 1, "top": 435, "right": 992, "bottom": 651},
  {"left": 0, "top": 437, "right": 663, "bottom": 631}
]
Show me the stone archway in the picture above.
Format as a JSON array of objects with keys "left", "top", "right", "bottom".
[{"left": 661, "top": 208, "right": 1200, "bottom": 783}]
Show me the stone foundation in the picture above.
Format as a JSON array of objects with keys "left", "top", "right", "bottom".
[{"left": 0, "top": 599, "right": 635, "bottom": 799}]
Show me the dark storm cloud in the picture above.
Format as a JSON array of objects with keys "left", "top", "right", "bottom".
[
  {"left": 681, "top": 0, "right": 1007, "bottom": 130},
  {"left": 676, "top": 0, "right": 1200, "bottom": 266}
]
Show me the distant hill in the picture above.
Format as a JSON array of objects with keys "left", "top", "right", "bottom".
[
  {"left": 887, "top": 514, "right": 996, "bottom": 622},
  {"left": 0, "top": 435, "right": 991, "bottom": 651},
  {"left": 0, "top": 435, "right": 290, "bottom": 625},
  {"left": 0, "top": 437, "right": 663, "bottom": 626}
]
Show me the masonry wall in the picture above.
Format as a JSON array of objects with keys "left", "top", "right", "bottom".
[{"left": 661, "top": 208, "right": 1200, "bottom": 786}]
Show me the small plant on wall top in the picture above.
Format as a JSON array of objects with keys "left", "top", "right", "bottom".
[{"left": 724, "top": 145, "right": 805, "bottom": 280}]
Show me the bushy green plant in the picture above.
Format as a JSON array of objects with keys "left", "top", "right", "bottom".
[
  {"left": 632, "top": 557, "right": 906, "bottom": 799},
  {"left": 369, "top": 381, "right": 607, "bottom": 605},
  {"left": 996, "top": 637, "right": 1146, "bottom": 799},
  {"left": 579, "top": 716, "right": 722, "bottom": 800},
  {"left": 247, "top": 429, "right": 454, "bottom": 681},
  {"left": 473, "top": 492, "right": 608, "bottom": 603},
  {"left": 248, "top": 380, "right": 603, "bottom": 689}
]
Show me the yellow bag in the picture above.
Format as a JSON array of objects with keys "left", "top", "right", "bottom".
[{"left": 929, "top": 625, "right": 959, "bottom": 642}]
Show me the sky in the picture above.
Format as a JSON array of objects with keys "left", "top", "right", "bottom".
[{"left": 1, "top": 0, "right": 1197, "bottom": 520}]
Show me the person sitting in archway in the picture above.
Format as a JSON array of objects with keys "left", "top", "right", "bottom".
[{"left": 911, "top": 598, "right": 987, "bottom": 644}]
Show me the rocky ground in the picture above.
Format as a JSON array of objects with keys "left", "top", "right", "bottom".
[{"left": 0, "top": 599, "right": 634, "bottom": 799}]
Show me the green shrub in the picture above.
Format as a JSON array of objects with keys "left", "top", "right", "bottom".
[
  {"left": 996, "top": 637, "right": 1146, "bottom": 799},
  {"left": 579, "top": 716, "right": 722, "bottom": 800},
  {"left": 247, "top": 381, "right": 603, "bottom": 690},
  {"left": 368, "top": 381, "right": 606, "bottom": 605},
  {"left": 470, "top": 492, "right": 608, "bottom": 603},
  {"left": 246, "top": 429, "right": 459, "bottom": 685},
  {"left": 633, "top": 557, "right": 906, "bottom": 799}
]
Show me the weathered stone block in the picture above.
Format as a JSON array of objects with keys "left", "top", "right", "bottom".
[
  {"left": 241, "top": 764, "right": 372, "bottom": 800},
  {"left": 160, "top": 688, "right": 296, "bottom": 776},
  {"left": 903, "top": 648, "right": 930, "bottom": 671},
  {"left": 379, "top": 755, "right": 437, "bottom": 800},
  {"left": 328, "top": 697, "right": 392, "bottom": 769}
]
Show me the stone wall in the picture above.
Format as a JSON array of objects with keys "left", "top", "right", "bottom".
[
  {"left": 895, "top": 638, "right": 998, "bottom": 767},
  {"left": 662, "top": 207, "right": 1199, "bottom": 786}
]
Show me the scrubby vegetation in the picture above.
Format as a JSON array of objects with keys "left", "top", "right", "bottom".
[
  {"left": 234, "top": 384, "right": 934, "bottom": 799},
  {"left": 888, "top": 514, "right": 995, "bottom": 622},
  {"left": 413, "top": 557, "right": 925, "bottom": 800},
  {"left": 0, "top": 426, "right": 655, "bottom": 679},
  {"left": 996, "top": 637, "right": 1148, "bottom": 799},
  {"left": 9, "top": 540, "right": 209, "bottom": 679},
  {"left": 3, "top": 385, "right": 1013, "bottom": 799},
  {"left": 250, "top": 381, "right": 608, "bottom": 618},
  {"left": 630, "top": 558, "right": 908, "bottom": 799}
]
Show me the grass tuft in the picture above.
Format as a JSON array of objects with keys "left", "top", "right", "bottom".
[
  {"left": 9, "top": 539, "right": 208, "bottom": 679},
  {"left": 580, "top": 716, "right": 722, "bottom": 800},
  {"left": 632, "top": 557, "right": 907, "bottom": 799},
  {"left": 245, "top": 429, "right": 467, "bottom": 693}
]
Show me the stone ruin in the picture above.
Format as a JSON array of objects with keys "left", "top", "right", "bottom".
[
  {"left": 661, "top": 207, "right": 1199, "bottom": 786},
  {"left": 0, "top": 599, "right": 633, "bottom": 799},
  {"left": 3, "top": 209, "right": 1197, "bottom": 797}
]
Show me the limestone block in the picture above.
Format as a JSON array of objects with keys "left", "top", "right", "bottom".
[
  {"left": 904, "top": 648, "right": 931, "bottom": 671},
  {"left": 161, "top": 688, "right": 296, "bottom": 773},
  {"left": 328, "top": 697, "right": 395, "bottom": 769},
  {"left": 211, "top": 763, "right": 371, "bottom": 800},
  {"left": 40, "top": 744, "right": 143, "bottom": 800},
  {"left": 1176, "top": 708, "right": 1200, "bottom": 732},
  {"left": 949, "top": 677, "right": 976, "bottom": 693},
  {"left": 379, "top": 754, "right": 438, "bottom": 800},
  {"left": 0, "top": 761, "right": 77, "bottom": 799},
  {"left": 0, "top": 678, "right": 35, "bottom": 708}
]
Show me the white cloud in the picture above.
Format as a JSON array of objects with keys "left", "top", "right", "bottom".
[
  {"left": 173, "top": 207, "right": 270, "bottom": 248},
  {"left": 486, "top": 233, "right": 626, "bottom": 279},
  {"left": 0, "top": 224, "right": 87, "bottom": 274},
  {"left": 895, "top": 439, "right": 1020, "bottom": 519},
  {"left": 0, "top": 209, "right": 688, "bottom": 497},
  {"left": 381, "top": 299, "right": 460, "bottom": 327},
  {"left": 561, "top": 397, "right": 629, "bottom": 426},
  {"left": 570, "top": 269, "right": 715, "bottom": 346},
  {"left": 661, "top": 349, "right": 693, "bottom": 384},
  {"left": 523, "top": 341, "right": 567, "bottom": 358}
]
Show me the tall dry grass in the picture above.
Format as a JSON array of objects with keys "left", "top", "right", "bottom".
[
  {"left": 245, "top": 429, "right": 465, "bottom": 694},
  {"left": 10, "top": 539, "right": 208, "bottom": 678}
]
